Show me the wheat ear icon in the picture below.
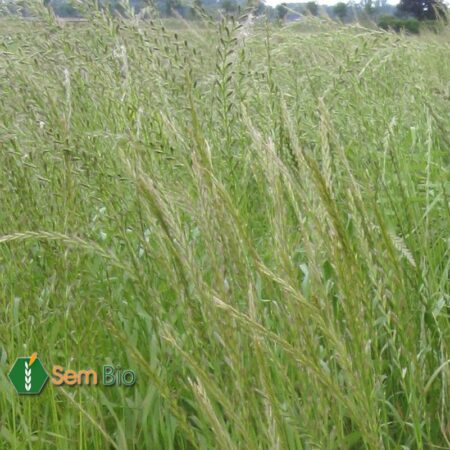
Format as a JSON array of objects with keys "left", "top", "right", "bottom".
[
  {"left": 25, "top": 362, "right": 31, "bottom": 391},
  {"left": 25, "top": 353, "right": 38, "bottom": 392}
]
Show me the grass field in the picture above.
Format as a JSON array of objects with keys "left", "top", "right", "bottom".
[{"left": 0, "top": 11, "right": 449, "bottom": 449}]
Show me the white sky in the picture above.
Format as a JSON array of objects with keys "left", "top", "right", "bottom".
[{"left": 264, "top": 0, "right": 397, "bottom": 6}]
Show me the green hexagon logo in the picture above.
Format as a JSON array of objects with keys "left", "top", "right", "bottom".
[{"left": 8, "top": 353, "right": 49, "bottom": 395}]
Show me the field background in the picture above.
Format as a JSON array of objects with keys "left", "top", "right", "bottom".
[{"left": 0, "top": 11, "right": 449, "bottom": 449}]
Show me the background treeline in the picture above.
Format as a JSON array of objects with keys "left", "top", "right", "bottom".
[{"left": 1, "top": 0, "right": 447, "bottom": 24}]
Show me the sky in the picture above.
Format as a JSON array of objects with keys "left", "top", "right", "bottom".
[
  {"left": 263, "top": 0, "right": 396, "bottom": 6},
  {"left": 264, "top": 0, "right": 327, "bottom": 4}
]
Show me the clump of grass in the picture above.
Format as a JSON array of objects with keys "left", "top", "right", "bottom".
[{"left": 0, "top": 8, "right": 449, "bottom": 450}]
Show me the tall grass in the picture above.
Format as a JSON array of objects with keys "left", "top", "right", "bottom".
[{"left": 0, "top": 9, "right": 449, "bottom": 449}]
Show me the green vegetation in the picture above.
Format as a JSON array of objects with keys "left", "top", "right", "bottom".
[
  {"left": 397, "top": 0, "right": 447, "bottom": 21},
  {"left": 333, "top": 2, "right": 348, "bottom": 21},
  {"left": 0, "top": 12, "right": 449, "bottom": 449},
  {"left": 378, "top": 14, "right": 420, "bottom": 33}
]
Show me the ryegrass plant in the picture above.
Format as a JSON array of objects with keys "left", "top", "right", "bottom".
[{"left": 0, "top": 9, "right": 449, "bottom": 449}]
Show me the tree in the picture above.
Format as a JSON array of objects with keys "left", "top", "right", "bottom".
[
  {"left": 191, "top": 0, "right": 203, "bottom": 18},
  {"left": 165, "top": 0, "right": 182, "bottom": 16},
  {"left": 333, "top": 2, "right": 348, "bottom": 20},
  {"left": 397, "top": 0, "right": 447, "bottom": 20},
  {"left": 276, "top": 2, "right": 288, "bottom": 20},
  {"left": 51, "top": 1, "right": 80, "bottom": 17},
  {"left": 363, "top": 0, "right": 376, "bottom": 15},
  {"left": 253, "top": 0, "right": 266, "bottom": 16},
  {"left": 306, "top": 1, "right": 318, "bottom": 15},
  {"left": 221, "top": 0, "right": 238, "bottom": 14}
]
